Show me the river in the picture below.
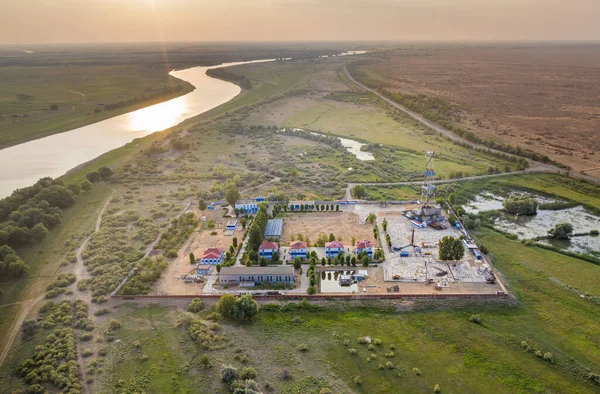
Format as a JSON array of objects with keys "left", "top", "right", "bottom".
[
  {"left": 0, "top": 51, "right": 367, "bottom": 198},
  {"left": 0, "top": 59, "right": 274, "bottom": 198}
]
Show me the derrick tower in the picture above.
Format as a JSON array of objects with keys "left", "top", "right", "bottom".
[{"left": 420, "top": 151, "right": 436, "bottom": 209}]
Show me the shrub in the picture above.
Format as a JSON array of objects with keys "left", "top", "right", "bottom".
[
  {"left": 590, "top": 229, "right": 599, "bottom": 236},
  {"left": 94, "top": 307, "right": 110, "bottom": 316},
  {"left": 378, "top": 364, "right": 385, "bottom": 370},
  {"left": 469, "top": 314, "right": 482, "bottom": 324},
  {"left": 385, "top": 351, "right": 395, "bottom": 358},
  {"left": 389, "top": 344, "right": 396, "bottom": 350},
  {"left": 200, "top": 355, "right": 211, "bottom": 368},
  {"left": 543, "top": 352, "right": 554, "bottom": 363},
  {"left": 503, "top": 195, "right": 538, "bottom": 215},
  {"left": 353, "top": 376, "right": 362, "bottom": 386},
  {"left": 357, "top": 337, "right": 369, "bottom": 344},
  {"left": 307, "top": 286, "right": 316, "bottom": 295},
  {"left": 368, "top": 344, "right": 375, "bottom": 351},
  {"left": 220, "top": 364, "right": 238, "bottom": 382},
  {"left": 187, "top": 298, "right": 205, "bottom": 313},
  {"left": 413, "top": 367, "right": 421, "bottom": 376},
  {"left": 82, "top": 349, "right": 94, "bottom": 357},
  {"left": 298, "top": 343, "right": 309, "bottom": 352},
  {"left": 108, "top": 319, "right": 121, "bottom": 331},
  {"left": 348, "top": 348, "right": 357, "bottom": 355},
  {"left": 434, "top": 383, "right": 441, "bottom": 393},
  {"left": 241, "top": 367, "right": 257, "bottom": 380},
  {"left": 80, "top": 332, "right": 93, "bottom": 341},
  {"left": 386, "top": 361, "right": 395, "bottom": 369},
  {"left": 166, "top": 249, "right": 178, "bottom": 258},
  {"left": 373, "top": 338, "right": 382, "bottom": 346}
]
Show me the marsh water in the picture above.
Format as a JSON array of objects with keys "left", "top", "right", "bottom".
[
  {"left": 466, "top": 192, "right": 600, "bottom": 254},
  {"left": 0, "top": 59, "right": 274, "bottom": 198}
]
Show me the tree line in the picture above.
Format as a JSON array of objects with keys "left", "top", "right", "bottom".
[{"left": 0, "top": 168, "right": 112, "bottom": 279}]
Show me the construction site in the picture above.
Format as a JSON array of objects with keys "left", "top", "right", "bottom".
[{"left": 346, "top": 151, "right": 504, "bottom": 295}]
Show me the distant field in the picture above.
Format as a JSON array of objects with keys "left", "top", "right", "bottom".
[
  {"left": 356, "top": 45, "right": 600, "bottom": 172},
  {"left": 0, "top": 65, "right": 193, "bottom": 148},
  {"left": 223, "top": 59, "right": 517, "bottom": 178}
]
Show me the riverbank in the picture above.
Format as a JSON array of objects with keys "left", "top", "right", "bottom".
[{"left": 0, "top": 65, "right": 195, "bottom": 149}]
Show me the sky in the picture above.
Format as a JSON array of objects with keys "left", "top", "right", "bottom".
[{"left": 1, "top": 0, "right": 599, "bottom": 45}]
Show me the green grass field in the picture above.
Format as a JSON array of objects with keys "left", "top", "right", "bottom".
[{"left": 0, "top": 65, "right": 193, "bottom": 148}]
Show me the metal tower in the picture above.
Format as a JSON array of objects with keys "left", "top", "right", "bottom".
[{"left": 420, "top": 151, "right": 436, "bottom": 207}]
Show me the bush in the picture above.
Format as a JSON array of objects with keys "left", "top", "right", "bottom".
[
  {"left": 241, "top": 367, "right": 257, "bottom": 380},
  {"left": 353, "top": 376, "right": 362, "bottom": 386},
  {"left": 378, "top": 363, "right": 385, "bottom": 370},
  {"left": 108, "top": 319, "right": 121, "bottom": 331},
  {"left": 434, "top": 383, "right": 441, "bottom": 393},
  {"left": 220, "top": 364, "right": 238, "bottom": 382},
  {"left": 187, "top": 298, "right": 205, "bottom": 313},
  {"left": 166, "top": 249, "right": 178, "bottom": 258},
  {"left": 548, "top": 223, "right": 574, "bottom": 240},
  {"left": 348, "top": 348, "right": 357, "bottom": 355},
  {"left": 307, "top": 286, "right": 317, "bottom": 295},
  {"left": 503, "top": 195, "right": 538, "bottom": 215},
  {"left": 385, "top": 351, "right": 395, "bottom": 358},
  {"left": 298, "top": 343, "right": 309, "bottom": 352},
  {"left": 413, "top": 367, "right": 421, "bottom": 376},
  {"left": 591, "top": 229, "right": 599, "bottom": 236},
  {"left": 543, "top": 352, "right": 554, "bottom": 363},
  {"left": 386, "top": 361, "right": 395, "bottom": 369},
  {"left": 94, "top": 307, "right": 110, "bottom": 316},
  {"left": 469, "top": 314, "right": 482, "bottom": 324}
]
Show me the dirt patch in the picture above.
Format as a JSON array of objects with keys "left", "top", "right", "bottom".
[
  {"left": 281, "top": 212, "right": 374, "bottom": 245},
  {"left": 153, "top": 208, "right": 243, "bottom": 295},
  {"left": 363, "top": 45, "right": 600, "bottom": 171}
]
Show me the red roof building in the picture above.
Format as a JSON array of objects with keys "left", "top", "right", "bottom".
[
  {"left": 290, "top": 241, "right": 308, "bottom": 250},
  {"left": 259, "top": 241, "right": 279, "bottom": 251}
]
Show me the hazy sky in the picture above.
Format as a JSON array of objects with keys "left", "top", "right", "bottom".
[{"left": 2, "top": 0, "right": 599, "bottom": 44}]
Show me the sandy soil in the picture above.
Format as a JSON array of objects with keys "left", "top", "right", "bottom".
[
  {"left": 281, "top": 212, "right": 374, "bottom": 245},
  {"left": 363, "top": 45, "right": 600, "bottom": 171},
  {"left": 152, "top": 209, "right": 243, "bottom": 295}
]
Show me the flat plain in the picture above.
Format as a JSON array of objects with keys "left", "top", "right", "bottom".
[{"left": 357, "top": 45, "right": 600, "bottom": 172}]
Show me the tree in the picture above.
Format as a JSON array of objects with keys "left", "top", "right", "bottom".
[
  {"left": 86, "top": 171, "right": 101, "bottom": 183},
  {"left": 438, "top": 236, "right": 465, "bottom": 261},
  {"left": 30, "top": 223, "right": 49, "bottom": 243},
  {"left": 361, "top": 255, "right": 370, "bottom": 267},
  {"left": 98, "top": 166, "right": 113, "bottom": 179},
  {"left": 232, "top": 294, "right": 259, "bottom": 321},
  {"left": 80, "top": 180, "right": 92, "bottom": 191},
  {"left": 272, "top": 251, "right": 280, "bottom": 262},
  {"left": 216, "top": 294, "right": 236, "bottom": 318},
  {"left": 225, "top": 185, "right": 241, "bottom": 208},
  {"left": 548, "top": 223, "right": 574, "bottom": 240},
  {"left": 329, "top": 233, "right": 336, "bottom": 242},
  {"left": 366, "top": 213, "right": 377, "bottom": 224},
  {"left": 229, "top": 245, "right": 235, "bottom": 254},
  {"left": 189, "top": 252, "right": 196, "bottom": 264},
  {"left": 198, "top": 199, "right": 207, "bottom": 210},
  {"left": 336, "top": 205, "right": 340, "bottom": 212},
  {"left": 259, "top": 257, "right": 268, "bottom": 266},
  {"left": 382, "top": 218, "right": 388, "bottom": 232},
  {"left": 352, "top": 185, "right": 368, "bottom": 199},
  {"left": 232, "top": 237, "right": 238, "bottom": 248}
]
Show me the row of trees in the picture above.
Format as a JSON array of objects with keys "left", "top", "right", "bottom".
[
  {"left": 0, "top": 172, "right": 109, "bottom": 279},
  {"left": 245, "top": 204, "right": 269, "bottom": 263}
]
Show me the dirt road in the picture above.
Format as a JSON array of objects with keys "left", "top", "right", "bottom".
[{"left": 343, "top": 66, "right": 600, "bottom": 187}]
